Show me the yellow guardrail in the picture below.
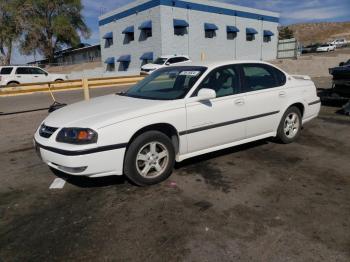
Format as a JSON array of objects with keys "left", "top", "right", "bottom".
[{"left": 0, "top": 75, "right": 145, "bottom": 97}]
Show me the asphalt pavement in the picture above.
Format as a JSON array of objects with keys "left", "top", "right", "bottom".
[
  {"left": 0, "top": 85, "right": 129, "bottom": 115},
  {"left": 0, "top": 105, "right": 349, "bottom": 261}
]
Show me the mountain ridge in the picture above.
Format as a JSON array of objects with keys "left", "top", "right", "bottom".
[{"left": 280, "top": 21, "right": 350, "bottom": 44}]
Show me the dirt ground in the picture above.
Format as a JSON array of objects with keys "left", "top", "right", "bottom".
[{"left": 0, "top": 88, "right": 350, "bottom": 261}]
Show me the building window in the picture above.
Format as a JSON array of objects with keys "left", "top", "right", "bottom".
[
  {"left": 107, "top": 63, "right": 115, "bottom": 72},
  {"left": 227, "top": 32, "right": 237, "bottom": 40},
  {"left": 119, "top": 62, "right": 130, "bottom": 71},
  {"left": 246, "top": 34, "right": 255, "bottom": 41},
  {"left": 205, "top": 30, "right": 216, "bottom": 38},
  {"left": 174, "top": 27, "right": 187, "bottom": 36},
  {"left": 105, "top": 38, "right": 113, "bottom": 48},
  {"left": 140, "top": 52, "right": 154, "bottom": 66},
  {"left": 173, "top": 19, "right": 189, "bottom": 36},
  {"left": 103, "top": 32, "right": 113, "bottom": 48},
  {"left": 246, "top": 28, "right": 258, "bottom": 42},
  {"left": 122, "top": 26, "right": 135, "bottom": 44},
  {"left": 264, "top": 36, "right": 272, "bottom": 42},
  {"left": 145, "top": 29, "right": 152, "bottom": 38},
  {"left": 125, "top": 33, "right": 134, "bottom": 43},
  {"left": 117, "top": 55, "right": 131, "bottom": 71},
  {"left": 139, "top": 21, "right": 152, "bottom": 41},
  {"left": 204, "top": 23, "right": 218, "bottom": 39},
  {"left": 263, "top": 30, "right": 274, "bottom": 43}
]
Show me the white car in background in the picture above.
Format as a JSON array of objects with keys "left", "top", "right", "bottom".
[
  {"left": 316, "top": 44, "right": 336, "bottom": 52},
  {"left": 34, "top": 61, "right": 320, "bottom": 186},
  {"left": 140, "top": 55, "right": 191, "bottom": 75},
  {"left": 329, "top": 39, "right": 347, "bottom": 48},
  {"left": 0, "top": 66, "right": 67, "bottom": 86}
]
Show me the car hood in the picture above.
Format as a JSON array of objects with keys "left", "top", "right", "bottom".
[
  {"left": 43, "top": 94, "right": 181, "bottom": 129},
  {"left": 141, "top": 64, "right": 163, "bottom": 70}
]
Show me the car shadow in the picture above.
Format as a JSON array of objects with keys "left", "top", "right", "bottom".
[
  {"left": 50, "top": 167, "right": 128, "bottom": 188},
  {"left": 175, "top": 138, "right": 271, "bottom": 169},
  {"left": 49, "top": 138, "right": 273, "bottom": 188}
]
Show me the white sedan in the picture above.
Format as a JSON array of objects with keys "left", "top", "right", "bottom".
[
  {"left": 316, "top": 44, "right": 336, "bottom": 52},
  {"left": 34, "top": 61, "right": 321, "bottom": 186}
]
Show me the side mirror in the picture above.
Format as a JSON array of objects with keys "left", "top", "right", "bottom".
[
  {"left": 165, "top": 62, "right": 170, "bottom": 66},
  {"left": 196, "top": 88, "right": 216, "bottom": 101},
  {"left": 339, "top": 62, "right": 345, "bottom": 67}
]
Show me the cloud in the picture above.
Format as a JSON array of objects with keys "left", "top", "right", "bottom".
[
  {"left": 283, "top": 6, "right": 349, "bottom": 21},
  {"left": 218, "top": 0, "right": 350, "bottom": 24}
]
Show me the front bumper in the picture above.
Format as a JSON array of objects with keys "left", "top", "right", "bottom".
[{"left": 34, "top": 139, "right": 126, "bottom": 177}]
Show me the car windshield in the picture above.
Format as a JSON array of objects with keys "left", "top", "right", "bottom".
[
  {"left": 321, "top": 44, "right": 329, "bottom": 47},
  {"left": 123, "top": 66, "right": 207, "bottom": 100},
  {"left": 153, "top": 58, "right": 168, "bottom": 65}
]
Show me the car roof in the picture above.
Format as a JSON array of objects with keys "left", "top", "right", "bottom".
[
  {"left": 159, "top": 55, "right": 189, "bottom": 59},
  {"left": 173, "top": 60, "right": 279, "bottom": 69}
]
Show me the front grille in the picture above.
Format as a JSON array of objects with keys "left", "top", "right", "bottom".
[{"left": 39, "top": 124, "right": 58, "bottom": 138}]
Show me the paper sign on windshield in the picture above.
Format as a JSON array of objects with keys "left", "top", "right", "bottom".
[{"left": 180, "top": 71, "right": 201, "bottom": 76}]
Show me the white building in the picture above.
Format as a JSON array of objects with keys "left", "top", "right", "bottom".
[{"left": 99, "top": 0, "right": 280, "bottom": 72}]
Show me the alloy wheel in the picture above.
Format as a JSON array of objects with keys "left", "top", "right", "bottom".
[{"left": 136, "top": 142, "right": 169, "bottom": 179}]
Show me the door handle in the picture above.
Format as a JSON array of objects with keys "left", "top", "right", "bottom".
[
  {"left": 235, "top": 98, "right": 245, "bottom": 105},
  {"left": 34, "top": 76, "right": 39, "bottom": 77},
  {"left": 279, "top": 91, "right": 286, "bottom": 97}
]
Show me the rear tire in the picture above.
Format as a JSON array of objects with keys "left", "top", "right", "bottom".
[
  {"left": 276, "top": 106, "right": 302, "bottom": 144},
  {"left": 124, "top": 131, "right": 175, "bottom": 186}
]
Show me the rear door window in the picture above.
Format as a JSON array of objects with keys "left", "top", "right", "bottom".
[
  {"left": 16, "top": 67, "right": 32, "bottom": 74},
  {"left": 0, "top": 67, "right": 13, "bottom": 74},
  {"left": 241, "top": 64, "right": 285, "bottom": 92}
]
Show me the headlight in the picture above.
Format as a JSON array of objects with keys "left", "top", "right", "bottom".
[{"left": 56, "top": 128, "right": 98, "bottom": 144}]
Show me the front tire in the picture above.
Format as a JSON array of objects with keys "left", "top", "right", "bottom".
[
  {"left": 124, "top": 131, "right": 175, "bottom": 186},
  {"left": 276, "top": 107, "right": 302, "bottom": 144}
]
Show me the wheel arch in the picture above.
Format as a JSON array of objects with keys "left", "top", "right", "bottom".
[
  {"left": 7, "top": 81, "right": 20, "bottom": 86},
  {"left": 126, "top": 123, "right": 180, "bottom": 155},
  {"left": 288, "top": 102, "right": 305, "bottom": 118}
]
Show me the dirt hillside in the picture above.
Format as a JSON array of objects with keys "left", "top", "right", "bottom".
[{"left": 280, "top": 21, "right": 350, "bottom": 45}]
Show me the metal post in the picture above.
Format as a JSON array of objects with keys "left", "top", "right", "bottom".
[{"left": 82, "top": 78, "right": 90, "bottom": 100}]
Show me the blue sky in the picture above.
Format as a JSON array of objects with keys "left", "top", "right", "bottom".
[{"left": 12, "top": 0, "right": 350, "bottom": 64}]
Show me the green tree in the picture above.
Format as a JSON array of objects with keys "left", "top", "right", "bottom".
[
  {"left": 21, "top": 0, "right": 90, "bottom": 63},
  {"left": 0, "top": 0, "right": 22, "bottom": 65},
  {"left": 279, "top": 26, "right": 294, "bottom": 40}
]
